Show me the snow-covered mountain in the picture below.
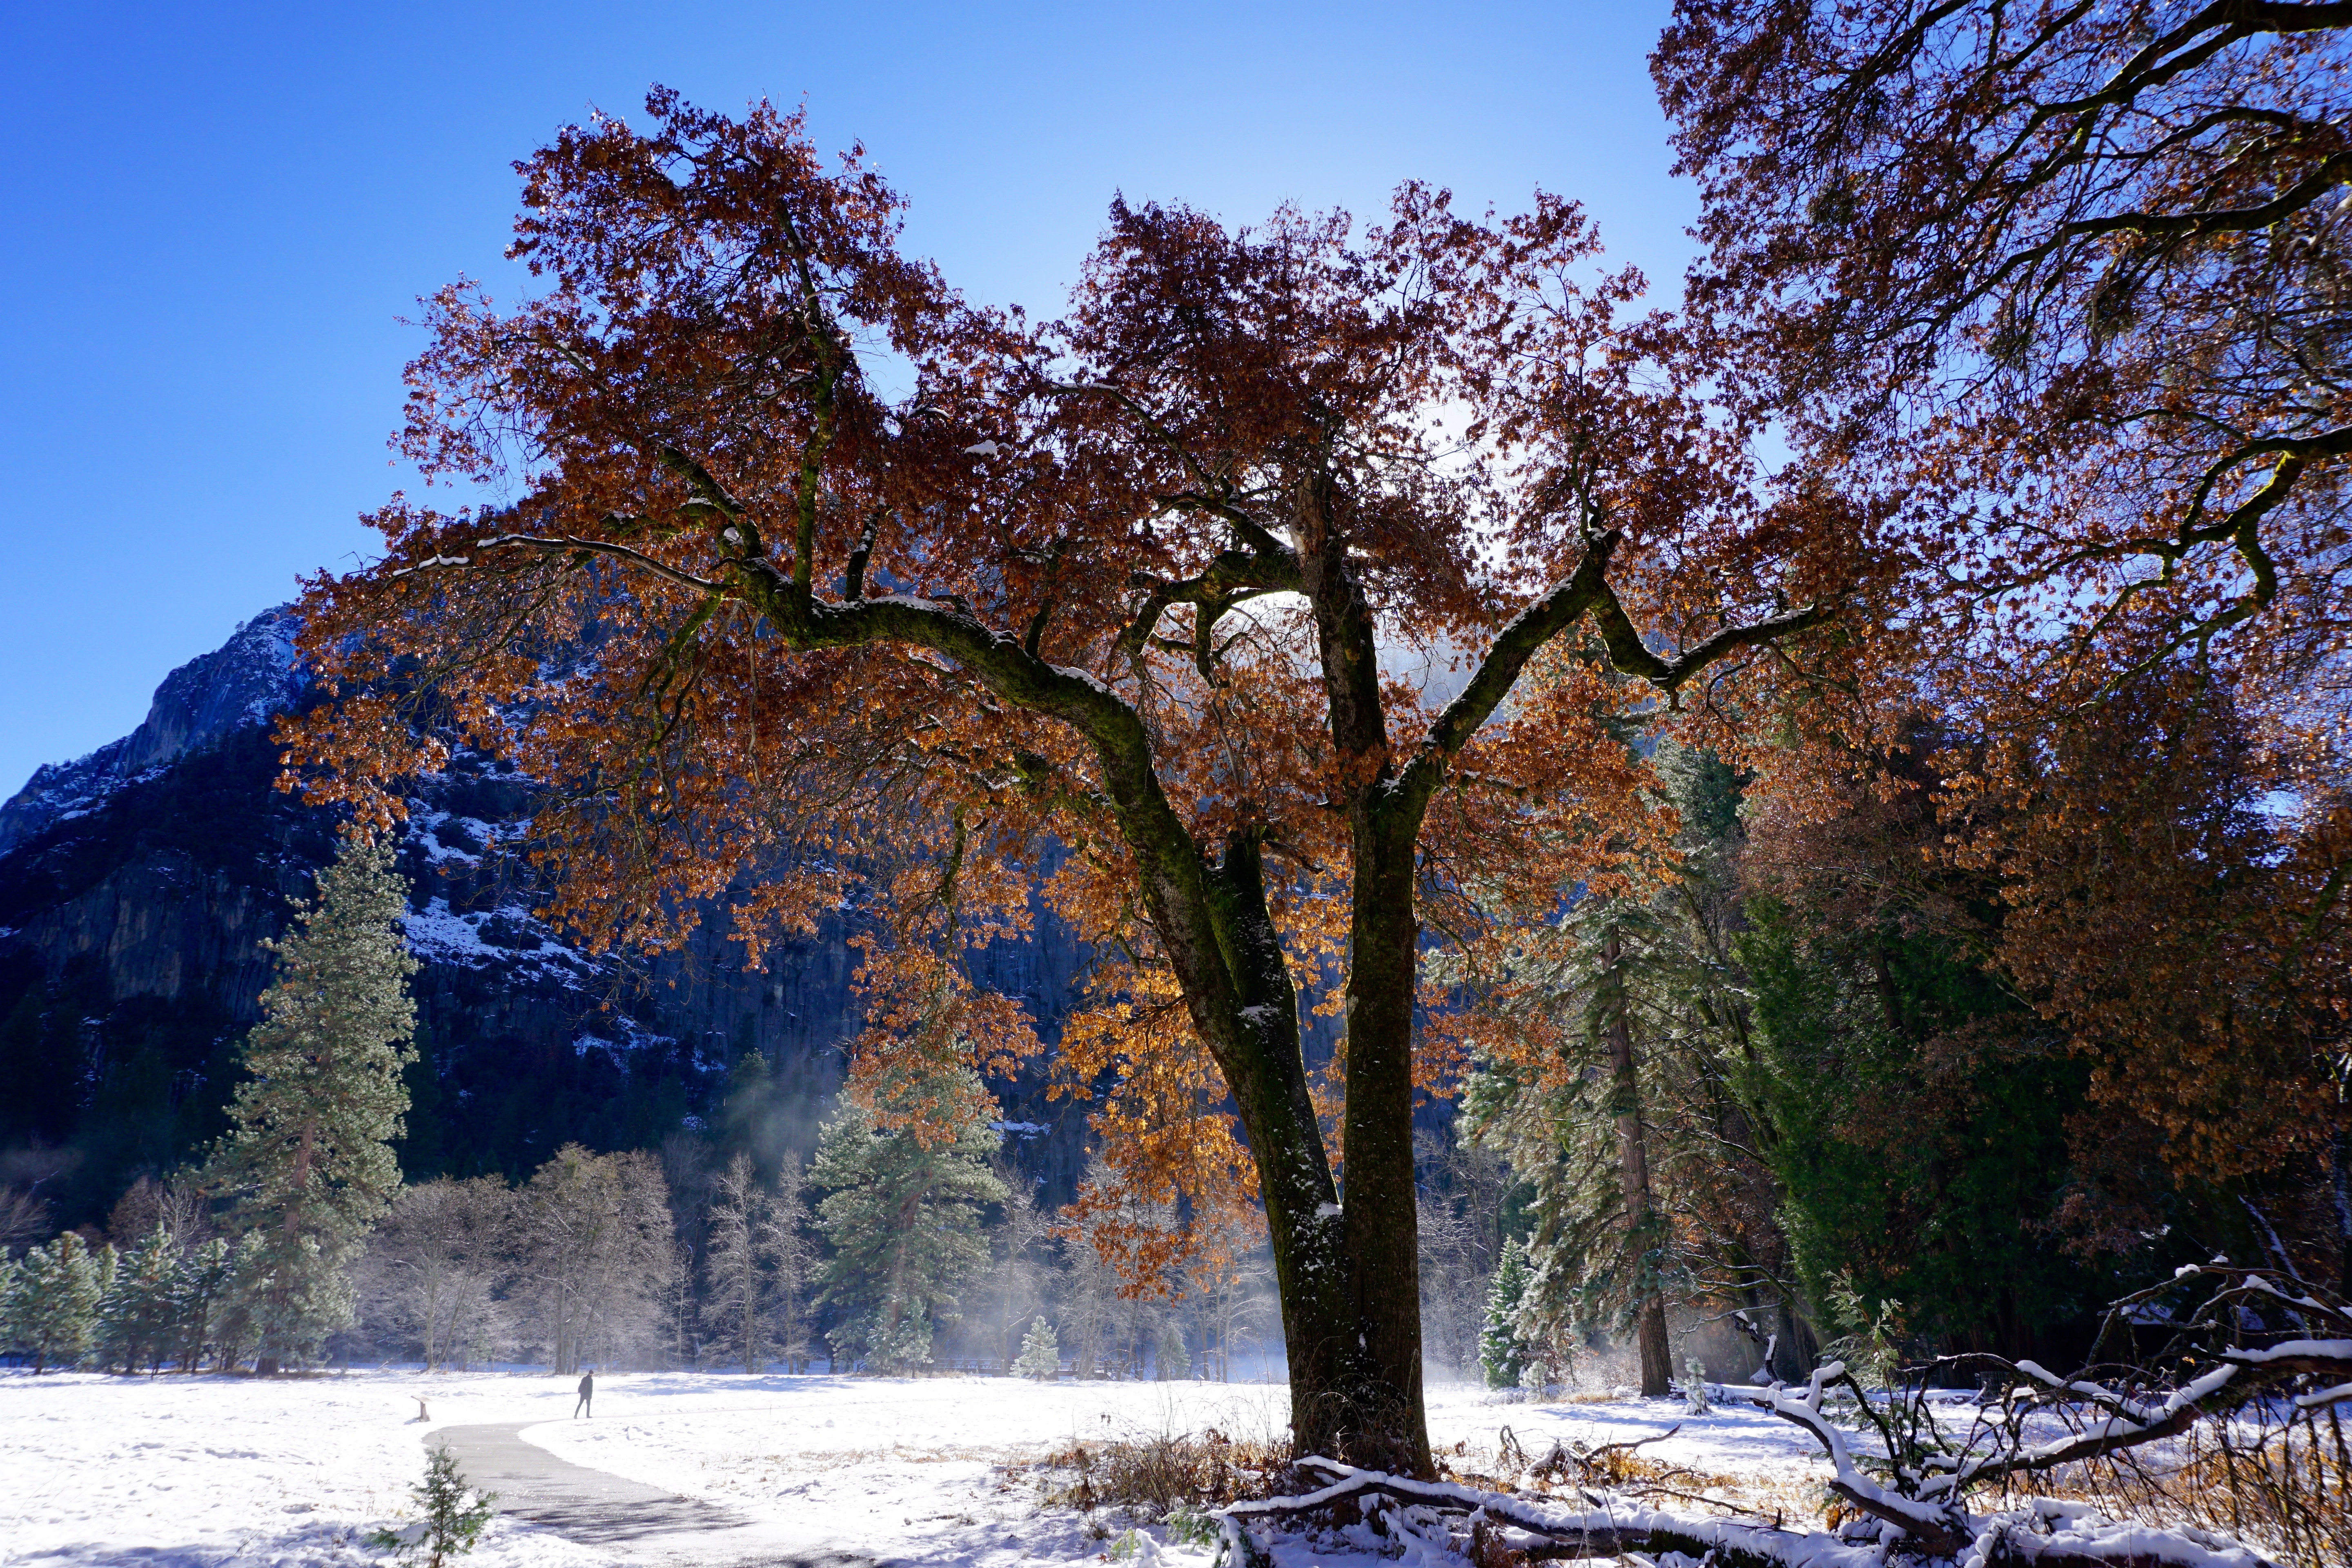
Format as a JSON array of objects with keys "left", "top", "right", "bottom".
[
  {"left": 0, "top": 609, "right": 304, "bottom": 858},
  {"left": 0, "top": 607, "right": 1089, "bottom": 1229}
]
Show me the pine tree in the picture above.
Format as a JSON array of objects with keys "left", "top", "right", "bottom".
[
  {"left": 369, "top": 1444, "right": 497, "bottom": 1568},
  {"left": 205, "top": 835, "right": 417, "bottom": 1371},
  {"left": 172, "top": 1236, "right": 234, "bottom": 1372},
  {"left": 810, "top": 1067, "right": 1005, "bottom": 1374},
  {"left": 6, "top": 1232, "right": 103, "bottom": 1372},
  {"left": 1154, "top": 1317, "right": 1191, "bottom": 1380},
  {"left": 1479, "top": 1238, "right": 1529, "bottom": 1390},
  {"left": 0, "top": 1249, "right": 22, "bottom": 1367},
  {"left": 97, "top": 1225, "right": 183, "bottom": 1374},
  {"left": 1012, "top": 1316, "right": 1060, "bottom": 1379},
  {"left": 1460, "top": 744, "right": 1808, "bottom": 1392}
]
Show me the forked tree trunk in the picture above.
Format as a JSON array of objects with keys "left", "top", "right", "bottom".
[
  {"left": 1189, "top": 833, "right": 1396, "bottom": 1466},
  {"left": 738, "top": 451, "right": 1814, "bottom": 1471},
  {"left": 1602, "top": 927, "right": 1673, "bottom": 1398}
]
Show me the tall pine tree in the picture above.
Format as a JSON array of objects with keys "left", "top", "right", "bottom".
[
  {"left": 1462, "top": 744, "right": 1809, "bottom": 1390},
  {"left": 810, "top": 1064, "right": 1004, "bottom": 1374},
  {"left": 205, "top": 835, "right": 417, "bottom": 1371}
]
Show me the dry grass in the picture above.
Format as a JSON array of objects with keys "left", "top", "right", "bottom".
[
  {"left": 1028, "top": 1418, "right": 1835, "bottom": 1537},
  {"left": 1995, "top": 1414, "right": 2352, "bottom": 1568},
  {"left": 1034, "top": 1428, "right": 1297, "bottom": 1519},
  {"left": 1033, "top": 1404, "right": 2347, "bottom": 1568},
  {"left": 1439, "top": 1430, "right": 1829, "bottom": 1533}
]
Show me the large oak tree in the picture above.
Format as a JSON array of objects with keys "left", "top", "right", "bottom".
[{"left": 289, "top": 93, "right": 1844, "bottom": 1468}]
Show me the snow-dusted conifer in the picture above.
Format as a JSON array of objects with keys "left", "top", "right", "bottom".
[
  {"left": 0, "top": 1250, "right": 22, "bottom": 1365},
  {"left": 1154, "top": 1318, "right": 1191, "bottom": 1380},
  {"left": 1479, "top": 1238, "right": 1529, "bottom": 1389},
  {"left": 810, "top": 1067, "right": 1004, "bottom": 1374},
  {"left": 172, "top": 1236, "right": 234, "bottom": 1371},
  {"left": 1682, "top": 1355, "right": 1712, "bottom": 1414},
  {"left": 97, "top": 1225, "right": 183, "bottom": 1373},
  {"left": 369, "top": 1443, "right": 496, "bottom": 1567},
  {"left": 6, "top": 1232, "right": 103, "bottom": 1371},
  {"left": 1011, "top": 1316, "right": 1060, "bottom": 1379},
  {"left": 205, "top": 835, "right": 416, "bottom": 1371}
]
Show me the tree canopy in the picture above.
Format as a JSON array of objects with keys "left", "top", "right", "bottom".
[
  {"left": 1653, "top": 0, "right": 2352, "bottom": 1191},
  {"left": 287, "top": 89, "right": 1843, "bottom": 1467},
  {"left": 287, "top": 18, "right": 2352, "bottom": 1460}
]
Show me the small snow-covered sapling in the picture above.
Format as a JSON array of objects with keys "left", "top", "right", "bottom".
[{"left": 367, "top": 1445, "right": 495, "bottom": 1568}]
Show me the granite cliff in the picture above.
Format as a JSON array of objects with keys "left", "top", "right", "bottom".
[{"left": 0, "top": 611, "right": 1091, "bottom": 1227}]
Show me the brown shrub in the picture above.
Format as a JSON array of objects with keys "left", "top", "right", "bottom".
[{"left": 1036, "top": 1428, "right": 1294, "bottom": 1518}]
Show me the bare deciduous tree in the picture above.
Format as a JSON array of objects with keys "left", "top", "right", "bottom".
[
  {"left": 363, "top": 1176, "right": 514, "bottom": 1370},
  {"left": 702, "top": 1152, "right": 809, "bottom": 1373},
  {"left": 513, "top": 1145, "right": 675, "bottom": 1374}
]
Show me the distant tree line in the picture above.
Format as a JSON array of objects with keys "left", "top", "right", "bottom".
[
  {"left": 0, "top": 837, "right": 1274, "bottom": 1379},
  {"left": 5, "top": 730, "right": 2336, "bottom": 1401}
]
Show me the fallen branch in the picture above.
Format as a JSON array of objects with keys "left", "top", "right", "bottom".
[{"left": 1207, "top": 1456, "right": 2283, "bottom": 1568}]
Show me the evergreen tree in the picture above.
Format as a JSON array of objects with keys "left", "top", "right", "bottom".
[
  {"left": 1731, "top": 724, "right": 2110, "bottom": 1360},
  {"left": 1461, "top": 744, "right": 1809, "bottom": 1388},
  {"left": 172, "top": 1236, "right": 234, "bottom": 1372},
  {"left": 1478, "top": 1238, "right": 1529, "bottom": 1390},
  {"left": 209, "top": 1234, "right": 269, "bottom": 1373},
  {"left": 809, "top": 1066, "right": 1005, "bottom": 1374},
  {"left": 204, "top": 835, "right": 417, "bottom": 1371},
  {"left": 6, "top": 1231, "right": 103, "bottom": 1371},
  {"left": 1735, "top": 903, "right": 2096, "bottom": 1357},
  {"left": 1154, "top": 1317, "right": 1191, "bottom": 1380},
  {"left": 369, "top": 1444, "right": 497, "bottom": 1568},
  {"left": 97, "top": 1225, "right": 183, "bottom": 1373},
  {"left": 1011, "top": 1316, "right": 1060, "bottom": 1379}
]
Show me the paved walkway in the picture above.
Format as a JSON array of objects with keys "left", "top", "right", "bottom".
[{"left": 431, "top": 1421, "right": 872, "bottom": 1568}]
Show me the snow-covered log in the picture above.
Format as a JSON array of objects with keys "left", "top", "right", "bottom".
[{"left": 1209, "top": 1456, "right": 2284, "bottom": 1568}]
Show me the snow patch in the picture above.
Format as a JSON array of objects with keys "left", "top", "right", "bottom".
[{"left": 401, "top": 896, "right": 595, "bottom": 987}]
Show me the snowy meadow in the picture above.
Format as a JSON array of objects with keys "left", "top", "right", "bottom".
[{"left": 0, "top": 1370, "right": 1829, "bottom": 1568}]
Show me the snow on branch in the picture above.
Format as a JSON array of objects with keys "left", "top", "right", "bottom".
[{"left": 1207, "top": 1455, "right": 2280, "bottom": 1568}]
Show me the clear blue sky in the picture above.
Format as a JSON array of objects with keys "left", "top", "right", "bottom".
[{"left": 0, "top": 0, "right": 1690, "bottom": 797}]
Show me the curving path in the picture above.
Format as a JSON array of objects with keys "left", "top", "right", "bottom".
[{"left": 431, "top": 1421, "right": 873, "bottom": 1568}]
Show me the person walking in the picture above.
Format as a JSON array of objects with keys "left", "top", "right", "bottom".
[{"left": 574, "top": 1368, "right": 595, "bottom": 1419}]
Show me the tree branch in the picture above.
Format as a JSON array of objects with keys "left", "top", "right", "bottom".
[
  {"left": 1394, "top": 530, "right": 1829, "bottom": 822},
  {"left": 474, "top": 533, "right": 723, "bottom": 594}
]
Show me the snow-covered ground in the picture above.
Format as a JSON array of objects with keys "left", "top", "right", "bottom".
[{"left": 0, "top": 1369, "right": 1832, "bottom": 1568}]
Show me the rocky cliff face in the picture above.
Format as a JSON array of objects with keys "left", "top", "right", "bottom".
[
  {"left": 0, "top": 610, "right": 306, "bottom": 859},
  {"left": 0, "top": 610, "right": 1091, "bottom": 1227}
]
